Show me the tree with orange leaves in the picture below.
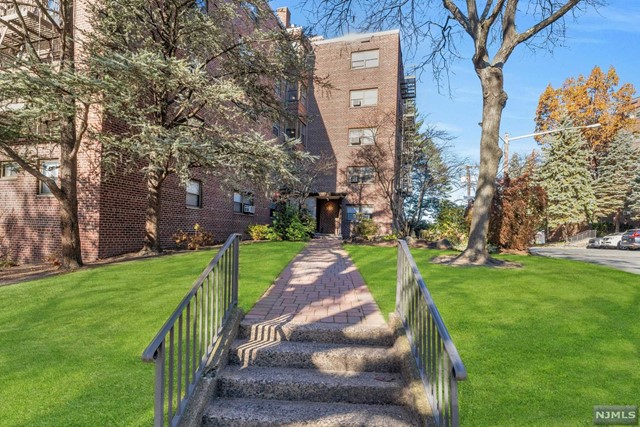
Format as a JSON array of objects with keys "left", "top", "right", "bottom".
[{"left": 535, "top": 66, "right": 636, "bottom": 174}]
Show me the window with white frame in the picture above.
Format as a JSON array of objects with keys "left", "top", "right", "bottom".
[
  {"left": 39, "top": 160, "right": 59, "bottom": 195},
  {"left": 348, "top": 128, "right": 376, "bottom": 146},
  {"left": 350, "top": 88, "right": 378, "bottom": 107},
  {"left": 346, "top": 205, "right": 374, "bottom": 221},
  {"left": 1, "top": 162, "right": 18, "bottom": 179},
  {"left": 351, "top": 49, "right": 379, "bottom": 69},
  {"left": 186, "top": 180, "right": 202, "bottom": 208},
  {"left": 233, "top": 191, "right": 255, "bottom": 214},
  {"left": 347, "top": 166, "right": 374, "bottom": 184}
]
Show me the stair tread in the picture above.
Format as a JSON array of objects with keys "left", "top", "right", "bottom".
[
  {"left": 229, "top": 338, "right": 399, "bottom": 372},
  {"left": 202, "top": 397, "right": 419, "bottom": 427},
  {"left": 240, "top": 320, "right": 395, "bottom": 346},
  {"left": 219, "top": 365, "right": 403, "bottom": 388},
  {"left": 232, "top": 337, "right": 393, "bottom": 353}
]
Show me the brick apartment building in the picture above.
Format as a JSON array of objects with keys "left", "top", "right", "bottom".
[
  {"left": 0, "top": 4, "right": 411, "bottom": 264},
  {"left": 304, "top": 27, "right": 415, "bottom": 237}
]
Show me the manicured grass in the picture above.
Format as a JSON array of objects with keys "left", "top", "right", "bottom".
[
  {"left": 344, "top": 244, "right": 640, "bottom": 427},
  {"left": 0, "top": 241, "right": 304, "bottom": 427}
]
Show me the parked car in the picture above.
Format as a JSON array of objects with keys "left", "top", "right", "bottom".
[
  {"left": 586, "top": 237, "right": 603, "bottom": 249},
  {"left": 620, "top": 229, "right": 640, "bottom": 250},
  {"left": 601, "top": 233, "right": 624, "bottom": 249}
]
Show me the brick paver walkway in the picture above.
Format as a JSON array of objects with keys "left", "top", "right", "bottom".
[{"left": 244, "top": 238, "right": 386, "bottom": 325}]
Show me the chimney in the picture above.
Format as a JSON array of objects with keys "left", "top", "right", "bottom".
[{"left": 276, "top": 7, "right": 291, "bottom": 28}]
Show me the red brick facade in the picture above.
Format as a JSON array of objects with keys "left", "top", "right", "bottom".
[
  {"left": 307, "top": 31, "right": 405, "bottom": 237},
  {"left": 1, "top": 6, "right": 406, "bottom": 263}
]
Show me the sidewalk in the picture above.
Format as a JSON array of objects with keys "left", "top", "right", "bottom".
[{"left": 244, "top": 238, "right": 386, "bottom": 325}]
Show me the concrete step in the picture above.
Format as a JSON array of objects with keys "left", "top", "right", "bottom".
[
  {"left": 239, "top": 320, "right": 395, "bottom": 346},
  {"left": 217, "top": 365, "right": 407, "bottom": 405},
  {"left": 229, "top": 339, "right": 399, "bottom": 373},
  {"left": 202, "top": 397, "right": 419, "bottom": 427}
]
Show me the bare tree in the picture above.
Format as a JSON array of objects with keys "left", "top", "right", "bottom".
[{"left": 305, "top": 0, "right": 602, "bottom": 264}]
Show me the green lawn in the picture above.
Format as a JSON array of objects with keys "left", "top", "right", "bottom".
[
  {"left": 344, "top": 245, "right": 640, "bottom": 427},
  {"left": 0, "top": 241, "right": 304, "bottom": 427}
]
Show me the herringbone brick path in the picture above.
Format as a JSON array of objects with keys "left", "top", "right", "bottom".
[{"left": 244, "top": 238, "right": 386, "bottom": 325}]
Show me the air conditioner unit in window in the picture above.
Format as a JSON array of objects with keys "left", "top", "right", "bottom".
[
  {"left": 350, "top": 175, "right": 360, "bottom": 183},
  {"left": 352, "top": 100, "right": 362, "bottom": 107},
  {"left": 243, "top": 205, "right": 255, "bottom": 214},
  {"left": 349, "top": 137, "right": 361, "bottom": 145}
]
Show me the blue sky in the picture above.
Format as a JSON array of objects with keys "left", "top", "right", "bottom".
[{"left": 273, "top": 0, "right": 639, "bottom": 166}]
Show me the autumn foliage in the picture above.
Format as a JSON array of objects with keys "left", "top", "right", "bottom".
[
  {"left": 489, "top": 162, "right": 547, "bottom": 251},
  {"left": 535, "top": 66, "right": 636, "bottom": 154}
]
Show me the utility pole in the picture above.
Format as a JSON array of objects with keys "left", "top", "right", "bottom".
[{"left": 503, "top": 133, "right": 509, "bottom": 176}]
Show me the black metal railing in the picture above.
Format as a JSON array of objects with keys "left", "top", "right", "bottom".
[
  {"left": 396, "top": 240, "right": 467, "bottom": 427},
  {"left": 142, "top": 233, "right": 241, "bottom": 427}
]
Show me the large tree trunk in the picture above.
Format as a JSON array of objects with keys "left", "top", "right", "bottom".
[
  {"left": 58, "top": 127, "right": 83, "bottom": 269},
  {"left": 455, "top": 66, "right": 506, "bottom": 265},
  {"left": 142, "top": 170, "right": 165, "bottom": 253},
  {"left": 57, "top": 0, "right": 83, "bottom": 270},
  {"left": 614, "top": 209, "right": 621, "bottom": 233}
]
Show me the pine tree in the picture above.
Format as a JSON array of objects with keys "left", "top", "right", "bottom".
[
  {"left": 593, "top": 130, "right": 640, "bottom": 231},
  {"left": 628, "top": 173, "right": 640, "bottom": 221},
  {"left": 537, "top": 116, "right": 595, "bottom": 241}
]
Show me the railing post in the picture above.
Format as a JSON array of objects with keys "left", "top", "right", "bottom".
[
  {"left": 396, "top": 241, "right": 402, "bottom": 312},
  {"left": 450, "top": 367, "right": 460, "bottom": 427},
  {"left": 232, "top": 235, "right": 239, "bottom": 305},
  {"left": 154, "top": 341, "right": 166, "bottom": 427}
]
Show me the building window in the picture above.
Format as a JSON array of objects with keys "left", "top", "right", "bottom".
[
  {"left": 233, "top": 191, "right": 255, "bottom": 214},
  {"left": 39, "top": 160, "right": 59, "bottom": 195},
  {"left": 1, "top": 162, "right": 18, "bottom": 179},
  {"left": 351, "top": 49, "right": 379, "bottom": 69},
  {"left": 348, "top": 128, "right": 376, "bottom": 146},
  {"left": 286, "top": 82, "right": 298, "bottom": 103},
  {"left": 350, "top": 88, "right": 378, "bottom": 107},
  {"left": 347, "top": 166, "right": 374, "bottom": 184},
  {"left": 186, "top": 180, "right": 202, "bottom": 208},
  {"left": 272, "top": 122, "right": 280, "bottom": 137},
  {"left": 346, "top": 205, "right": 374, "bottom": 221},
  {"left": 284, "top": 120, "right": 306, "bottom": 144}
]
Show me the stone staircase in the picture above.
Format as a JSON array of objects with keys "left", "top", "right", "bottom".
[{"left": 201, "top": 320, "right": 423, "bottom": 426}]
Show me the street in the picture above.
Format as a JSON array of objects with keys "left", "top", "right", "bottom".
[{"left": 530, "top": 246, "right": 640, "bottom": 275}]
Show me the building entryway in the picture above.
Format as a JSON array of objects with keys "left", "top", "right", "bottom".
[{"left": 316, "top": 198, "right": 342, "bottom": 236}]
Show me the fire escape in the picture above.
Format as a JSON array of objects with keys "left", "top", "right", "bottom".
[
  {"left": 0, "top": 2, "right": 59, "bottom": 64},
  {"left": 399, "top": 75, "right": 416, "bottom": 196}
]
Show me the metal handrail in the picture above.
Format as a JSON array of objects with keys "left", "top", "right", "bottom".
[
  {"left": 396, "top": 239, "right": 466, "bottom": 427},
  {"left": 142, "top": 233, "right": 241, "bottom": 427}
]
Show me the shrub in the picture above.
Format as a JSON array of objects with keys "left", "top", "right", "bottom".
[
  {"left": 380, "top": 233, "right": 399, "bottom": 241},
  {"left": 173, "top": 223, "right": 213, "bottom": 250},
  {"left": 421, "top": 201, "right": 469, "bottom": 250},
  {"left": 353, "top": 215, "right": 379, "bottom": 240},
  {"left": 246, "top": 224, "right": 270, "bottom": 241},
  {"left": 271, "top": 205, "right": 315, "bottom": 241}
]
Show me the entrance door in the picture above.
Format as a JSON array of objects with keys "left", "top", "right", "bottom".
[{"left": 316, "top": 199, "right": 341, "bottom": 235}]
